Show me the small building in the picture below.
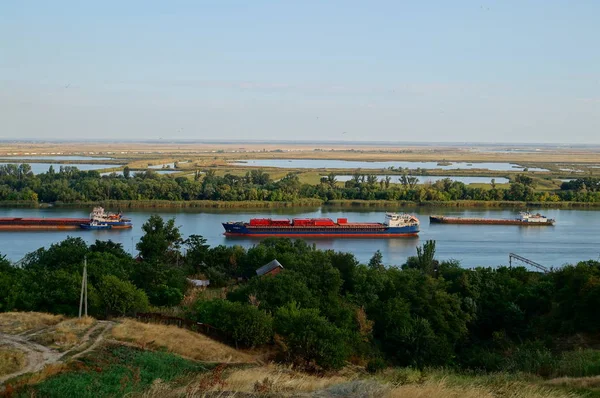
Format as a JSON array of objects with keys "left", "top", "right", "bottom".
[
  {"left": 188, "top": 278, "right": 210, "bottom": 288},
  {"left": 256, "top": 259, "right": 284, "bottom": 277}
]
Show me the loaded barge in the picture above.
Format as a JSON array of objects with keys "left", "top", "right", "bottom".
[
  {"left": 429, "top": 212, "right": 555, "bottom": 226},
  {"left": 223, "top": 213, "right": 420, "bottom": 237},
  {"left": 0, "top": 207, "right": 132, "bottom": 231}
]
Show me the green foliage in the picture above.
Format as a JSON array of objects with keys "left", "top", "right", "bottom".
[
  {"left": 3, "top": 163, "right": 600, "bottom": 205},
  {"left": 274, "top": 302, "right": 350, "bottom": 370},
  {"left": 136, "top": 215, "right": 182, "bottom": 262},
  {"left": 227, "top": 271, "right": 318, "bottom": 313},
  {"left": 192, "top": 299, "right": 273, "bottom": 347},
  {"left": 366, "top": 357, "right": 388, "bottom": 374},
  {"left": 96, "top": 275, "right": 149, "bottom": 317}
]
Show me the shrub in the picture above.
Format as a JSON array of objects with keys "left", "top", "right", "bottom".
[
  {"left": 274, "top": 302, "right": 350, "bottom": 370},
  {"left": 96, "top": 275, "right": 149, "bottom": 317},
  {"left": 193, "top": 299, "right": 273, "bottom": 347},
  {"left": 366, "top": 357, "right": 387, "bottom": 373}
]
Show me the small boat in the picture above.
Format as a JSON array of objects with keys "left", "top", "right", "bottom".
[{"left": 80, "top": 221, "right": 112, "bottom": 230}]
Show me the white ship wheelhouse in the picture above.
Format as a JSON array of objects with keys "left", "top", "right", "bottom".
[{"left": 384, "top": 212, "right": 420, "bottom": 227}]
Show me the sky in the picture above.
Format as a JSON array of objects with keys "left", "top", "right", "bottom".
[{"left": 1, "top": 1, "right": 599, "bottom": 143}]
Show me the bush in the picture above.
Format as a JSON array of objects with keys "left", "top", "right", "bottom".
[
  {"left": 96, "top": 275, "right": 149, "bottom": 317},
  {"left": 148, "top": 285, "right": 184, "bottom": 307},
  {"left": 555, "top": 349, "right": 600, "bottom": 377},
  {"left": 193, "top": 299, "right": 273, "bottom": 347},
  {"left": 366, "top": 357, "right": 387, "bottom": 373},
  {"left": 506, "top": 342, "right": 556, "bottom": 377},
  {"left": 274, "top": 302, "right": 350, "bottom": 370}
]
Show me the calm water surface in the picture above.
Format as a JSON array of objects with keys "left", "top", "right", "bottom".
[
  {"left": 335, "top": 175, "right": 510, "bottom": 184},
  {"left": 232, "top": 159, "right": 548, "bottom": 172},
  {"left": 0, "top": 163, "right": 120, "bottom": 174},
  {"left": 0, "top": 207, "right": 598, "bottom": 269},
  {"left": 0, "top": 156, "right": 114, "bottom": 161}
]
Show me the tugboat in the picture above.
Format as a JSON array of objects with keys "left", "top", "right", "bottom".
[
  {"left": 80, "top": 220, "right": 112, "bottom": 230},
  {"left": 88, "top": 207, "right": 133, "bottom": 229}
]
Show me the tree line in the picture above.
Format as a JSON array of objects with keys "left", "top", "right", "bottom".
[
  {"left": 1, "top": 163, "right": 600, "bottom": 203},
  {"left": 1, "top": 215, "right": 600, "bottom": 374}
]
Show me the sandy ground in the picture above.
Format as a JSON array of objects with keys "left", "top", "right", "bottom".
[{"left": 0, "top": 321, "right": 113, "bottom": 386}]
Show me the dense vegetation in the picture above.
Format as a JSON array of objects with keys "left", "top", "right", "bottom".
[
  {"left": 2, "top": 163, "right": 600, "bottom": 204},
  {"left": 2, "top": 215, "right": 600, "bottom": 375}
]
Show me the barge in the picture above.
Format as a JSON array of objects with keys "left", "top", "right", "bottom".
[
  {"left": 223, "top": 213, "right": 420, "bottom": 237},
  {"left": 0, "top": 207, "right": 132, "bottom": 231},
  {"left": 429, "top": 212, "right": 555, "bottom": 226}
]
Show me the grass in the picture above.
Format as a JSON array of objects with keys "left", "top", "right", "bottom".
[
  {"left": 0, "top": 311, "right": 64, "bottom": 334},
  {"left": 13, "top": 345, "right": 210, "bottom": 398},
  {"left": 30, "top": 317, "right": 96, "bottom": 352},
  {"left": 0, "top": 348, "right": 26, "bottom": 376},
  {"left": 111, "top": 319, "right": 255, "bottom": 363}
]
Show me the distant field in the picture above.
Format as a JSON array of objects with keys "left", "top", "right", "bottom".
[{"left": 2, "top": 141, "right": 600, "bottom": 165}]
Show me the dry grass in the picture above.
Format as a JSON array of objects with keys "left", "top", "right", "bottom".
[
  {"left": 544, "top": 375, "right": 600, "bottom": 389},
  {"left": 0, "top": 348, "right": 26, "bottom": 376},
  {"left": 0, "top": 312, "right": 64, "bottom": 335},
  {"left": 30, "top": 317, "right": 96, "bottom": 351},
  {"left": 140, "top": 366, "right": 580, "bottom": 398},
  {"left": 111, "top": 319, "right": 255, "bottom": 363},
  {"left": 383, "top": 379, "right": 577, "bottom": 398},
  {"left": 208, "top": 363, "right": 352, "bottom": 394}
]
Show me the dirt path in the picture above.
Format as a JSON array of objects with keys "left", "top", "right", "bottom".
[
  {"left": 0, "top": 321, "right": 115, "bottom": 386},
  {"left": 0, "top": 333, "right": 61, "bottom": 385}
]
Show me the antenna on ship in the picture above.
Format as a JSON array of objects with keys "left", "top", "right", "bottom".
[{"left": 78, "top": 256, "right": 88, "bottom": 318}]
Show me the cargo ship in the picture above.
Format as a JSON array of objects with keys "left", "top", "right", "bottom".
[
  {"left": 222, "top": 213, "right": 420, "bottom": 237},
  {"left": 429, "top": 212, "right": 555, "bottom": 226},
  {"left": 0, "top": 207, "right": 132, "bottom": 231}
]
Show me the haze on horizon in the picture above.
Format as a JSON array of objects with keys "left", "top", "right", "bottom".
[{"left": 1, "top": 1, "right": 599, "bottom": 144}]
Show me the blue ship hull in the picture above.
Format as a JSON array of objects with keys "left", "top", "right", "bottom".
[{"left": 222, "top": 223, "right": 419, "bottom": 237}]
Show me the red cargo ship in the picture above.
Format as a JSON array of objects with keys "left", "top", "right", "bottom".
[{"left": 223, "top": 213, "right": 420, "bottom": 237}]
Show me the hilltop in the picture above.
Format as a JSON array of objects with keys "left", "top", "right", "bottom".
[{"left": 1, "top": 311, "right": 598, "bottom": 397}]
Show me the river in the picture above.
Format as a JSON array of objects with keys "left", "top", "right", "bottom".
[{"left": 0, "top": 207, "right": 598, "bottom": 269}]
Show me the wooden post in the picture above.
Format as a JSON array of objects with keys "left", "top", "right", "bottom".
[{"left": 79, "top": 256, "right": 88, "bottom": 318}]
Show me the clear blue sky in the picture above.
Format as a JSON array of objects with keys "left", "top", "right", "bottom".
[{"left": 1, "top": 1, "right": 598, "bottom": 143}]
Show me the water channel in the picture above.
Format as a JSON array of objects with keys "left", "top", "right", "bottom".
[
  {"left": 0, "top": 207, "right": 597, "bottom": 269},
  {"left": 232, "top": 159, "right": 549, "bottom": 172}
]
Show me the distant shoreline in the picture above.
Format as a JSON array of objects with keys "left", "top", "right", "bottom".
[{"left": 2, "top": 199, "right": 600, "bottom": 210}]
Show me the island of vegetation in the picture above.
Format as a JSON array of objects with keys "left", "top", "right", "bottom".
[
  {"left": 1, "top": 215, "right": 600, "bottom": 396},
  {"left": 0, "top": 163, "right": 600, "bottom": 208}
]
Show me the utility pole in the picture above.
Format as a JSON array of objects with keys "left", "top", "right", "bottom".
[{"left": 79, "top": 256, "right": 88, "bottom": 318}]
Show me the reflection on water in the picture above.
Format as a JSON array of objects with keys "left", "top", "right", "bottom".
[{"left": 0, "top": 207, "right": 598, "bottom": 269}]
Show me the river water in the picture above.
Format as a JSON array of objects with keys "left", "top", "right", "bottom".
[
  {"left": 0, "top": 207, "right": 598, "bottom": 269},
  {"left": 232, "top": 159, "right": 549, "bottom": 172}
]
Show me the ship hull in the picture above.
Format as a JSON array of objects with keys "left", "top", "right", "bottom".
[
  {"left": 429, "top": 216, "right": 554, "bottom": 226},
  {"left": 0, "top": 217, "right": 89, "bottom": 231},
  {"left": 223, "top": 223, "right": 420, "bottom": 237}
]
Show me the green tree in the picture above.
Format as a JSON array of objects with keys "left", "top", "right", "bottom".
[
  {"left": 193, "top": 299, "right": 273, "bottom": 348},
  {"left": 274, "top": 302, "right": 350, "bottom": 370},
  {"left": 136, "top": 215, "right": 182, "bottom": 262},
  {"left": 96, "top": 274, "right": 149, "bottom": 317}
]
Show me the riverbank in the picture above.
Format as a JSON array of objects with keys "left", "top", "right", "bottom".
[{"left": 2, "top": 198, "right": 600, "bottom": 209}]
